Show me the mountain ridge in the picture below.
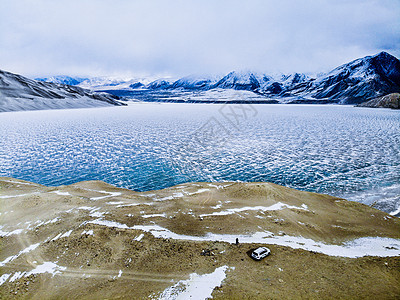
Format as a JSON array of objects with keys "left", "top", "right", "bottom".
[
  {"left": 35, "top": 52, "right": 400, "bottom": 104},
  {"left": 0, "top": 69, "right": 125, "bottom": 112}
]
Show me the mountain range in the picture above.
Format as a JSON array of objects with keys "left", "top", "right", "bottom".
[
  {"left": 36, "top": 51, "right": 400, "bottom": 104},
  {"left": 0, "top": 69, "right": 125, "bottom": 112}
]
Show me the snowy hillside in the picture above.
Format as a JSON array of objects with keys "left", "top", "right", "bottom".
[
  {"left": 284, "top": 52, "right": 400, "bottom": 103},
  {"left": 36, "top": 75, "right": 88, "bottom": 86},
  {"left": 170, "top": 74, "right": 219, "bottom": 90},
  {"left": 0, "top": 70, "right": 125, "bottom": 112},
  {"left": 213, "top": 71, "right": 263, "bottom": 90}
]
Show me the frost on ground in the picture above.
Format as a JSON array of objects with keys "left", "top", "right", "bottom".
[{"left": 159, "top": 266, "right": 230, "bottom": 300}]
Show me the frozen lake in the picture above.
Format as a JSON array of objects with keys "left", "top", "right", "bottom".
[{"left": 0, "top": 103, "right": 399, "bottom": 215}]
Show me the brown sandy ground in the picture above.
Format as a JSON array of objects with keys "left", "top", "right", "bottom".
[{"left": 0, "top": 177, "right": 399, "bottom": 299}]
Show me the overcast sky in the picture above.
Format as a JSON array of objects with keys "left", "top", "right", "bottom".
[{"left": 0, "top": 0, "right": 399, "bottom": 78}]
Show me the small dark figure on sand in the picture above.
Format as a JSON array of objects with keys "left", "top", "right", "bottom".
[{"left": 235, "top": 238, "right": 239, "bottom": 245}]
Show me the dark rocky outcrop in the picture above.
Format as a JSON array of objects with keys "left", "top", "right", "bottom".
[{"left": 356, "top": 93, "right": 400, "bottom": 109}]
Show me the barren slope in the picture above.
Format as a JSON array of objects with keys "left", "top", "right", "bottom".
[{"left": 0, "top": 178, "right": 399, "bottom": 299}]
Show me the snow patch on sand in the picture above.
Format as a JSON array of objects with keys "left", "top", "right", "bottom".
[
  {"left": 78, "top": 206, "right": 94, "bottom": 210},
  {"left": 51, "top": 191, "right": 71, "bottom": 196},
  {"left": 142, "top": 213, "right": 167, "bottom": 218},
  {"left": 132, "top": 225, "right": 400, "bottom": 258},
  {"left": 0, "top": 243, "right": 40, "bottom": 266},
  {"left": 90, "top": 191, "right": 122, "bottom": 201},
  {"left": 52, "top": 230, "right": 72, "bottom": 241},
  {"left": 0, "top": 227, "right": 23, "bottom": 237},
  {"left": 27, "top": 261, "right": 66, "bottom": 276},
  {"left": 159, "top": 266, "right": 230, "bottom": 300},
  {"left": 88, "top": 219, "right": 130, "bottom": 229},
  {"left": 86, "top": 219, "right": 400, "bottom": 258},
  {"left": 106, "top": 201, "right": 125, "bottom": 205},
  {"left": 81, "top": 230, "right": 94, "bottom": 236},
  {"left": 200, "top": 202, "right": 308, "bottom": 217},
  {"left": 1, "top": 262, "right": 66, "bottom": 285},
  {"left": 1, "top": 180, "right": 34, "bottom": 186},
  {"left": 116, "top": 202, "right": 153, "bottom": 208},
  {"left": 90, "top": 211, "right": 105, "bottom": 218},
  {"left": 0, "top": 192, "right": 39, "bottom": 199},
  {"left": 134, "top": 233, "right": 144, "bottom": 241},
  {"left": 0, "top": 274, "right": 11, "bottom": 286}
]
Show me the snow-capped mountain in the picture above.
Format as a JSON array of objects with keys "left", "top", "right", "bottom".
[
  {"left": 140, "top": 52, "right": 400, "bottom": 103},
  {"left": 0, "top": 69, "right": 124, "bottom": 112},
  {"left": 170, "top": 75, "right": 219, "bottom": 90},
  {"left": 77, "top": 77, "right": 141, "bottom": 90},
  {"left": 36, "top": 52, "right": 400, "bottom": 104},
  {"left": 36, "top": 76, "right": 164, "bottom": 91},
  {"left": 145, "top": 79, "right": 174, "bottom": 89},
  {"left": 36, "top": 75, "right": 88, "bottom": 86},
  {"left": 213, "top": 71, "right": 262, "bottom": 90},
  {"left": 284, "top": 52, "right": 400, "bottom": 103}
]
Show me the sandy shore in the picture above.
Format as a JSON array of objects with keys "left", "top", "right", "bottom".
[{"left": 1, "top": 177, "right": 399, "bottom": 299}]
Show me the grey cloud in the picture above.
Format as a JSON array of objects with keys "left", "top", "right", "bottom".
[{"left": 0, "top": 0, "right": 399, "bottom": 78}]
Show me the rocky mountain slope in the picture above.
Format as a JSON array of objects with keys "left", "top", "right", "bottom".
[
  {"left": 0, "top": 177, "right": 399, "bottom": 299},
  {"left": 39, "top": 52, "right": 400, "bottom": 104},
  {"left": 284, "top": 51, "right": 400, "bottom": 104},
  {"left": 357, "top": 93, "right": 400, "bottom": 109},
  {"left": 0, "top": 70, "right": 125, "bottom": 112}
]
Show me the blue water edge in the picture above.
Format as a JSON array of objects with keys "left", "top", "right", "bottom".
[{"left": 0, "top": 103, "right": 399, "bottom": 214}]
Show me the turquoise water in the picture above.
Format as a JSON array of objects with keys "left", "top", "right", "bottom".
[{"left": 0, "top": 103, "right": 399, "bottom": 214}]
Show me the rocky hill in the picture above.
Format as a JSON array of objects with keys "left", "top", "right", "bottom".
[
  {"left": 0, "top": 70, "right": 125, "bottom": 112},
  {"left": 284, "top": 52, "right": 400, "bottom": 104},
  {"left": 357, "top": 93, "right": 400, "bottom": 109},
  {"left": 0, "top": 177, "right": 399, "bottom": 299}
]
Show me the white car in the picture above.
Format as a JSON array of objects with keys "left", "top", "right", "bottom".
[{"left": 251, "top": 247, "right": 271, "bottom": 260}]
